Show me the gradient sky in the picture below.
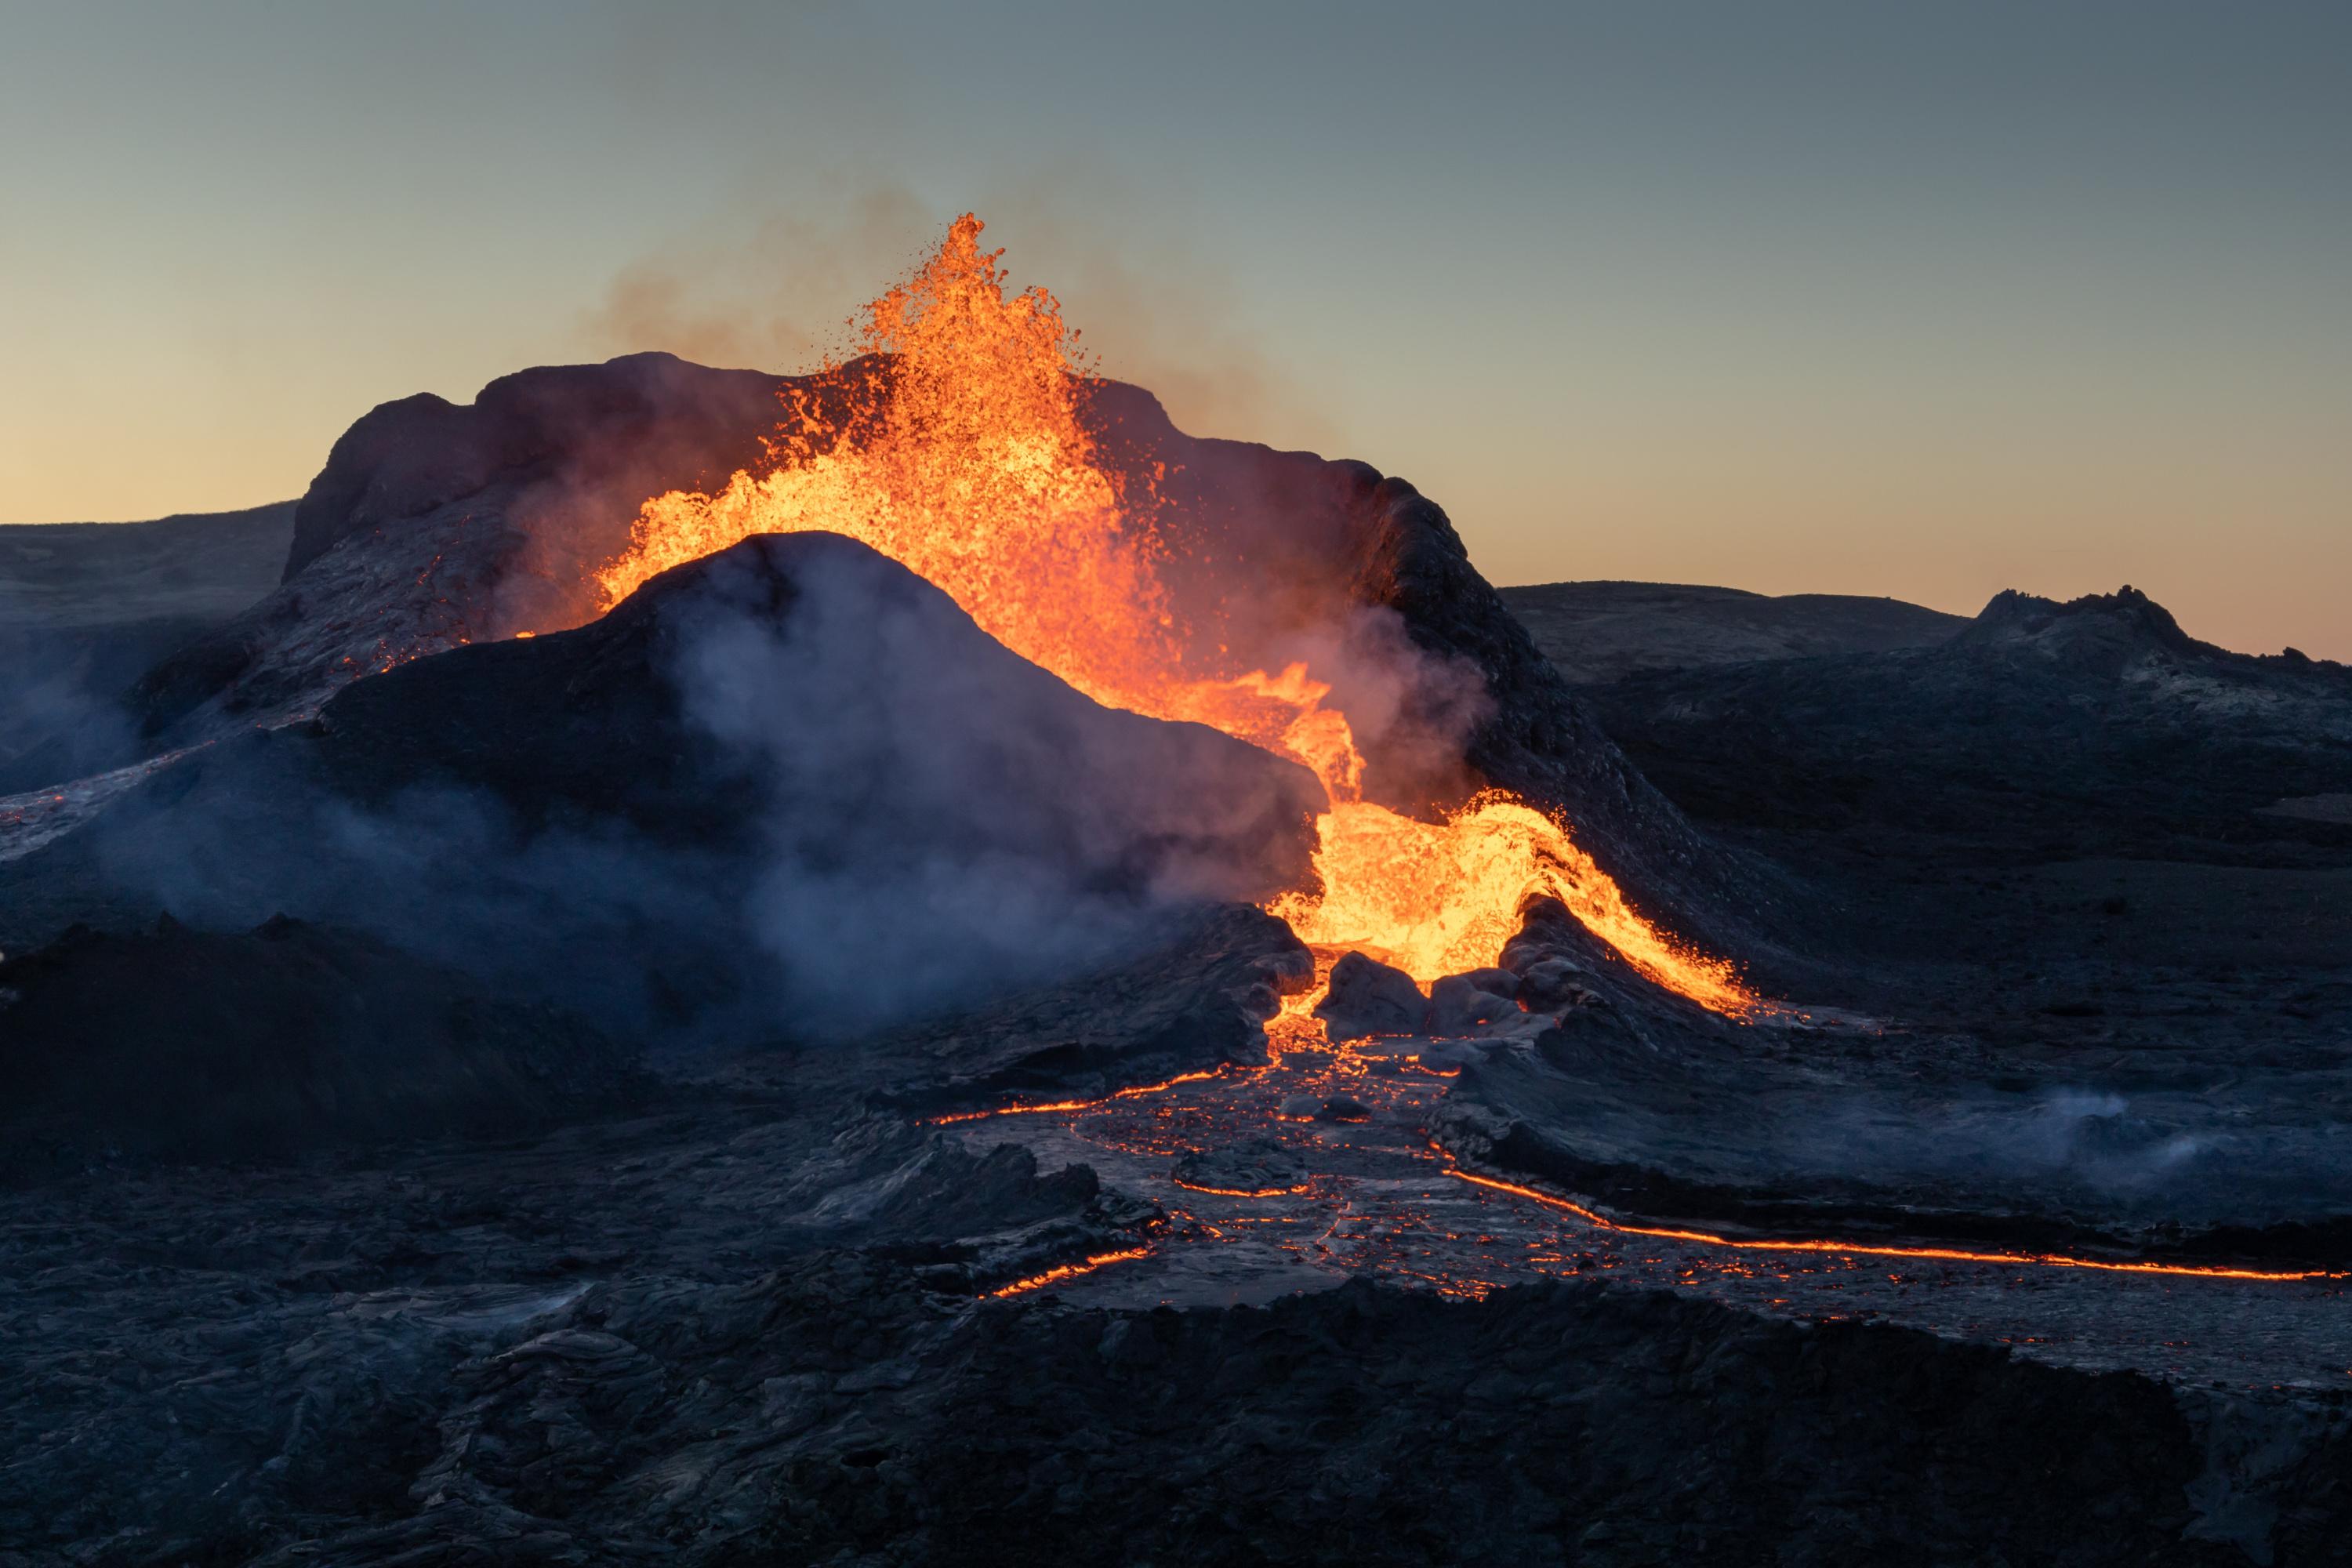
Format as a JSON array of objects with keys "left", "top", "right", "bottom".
[{"left": 4, "top": 1, "right": 2347, "bottom": 656}]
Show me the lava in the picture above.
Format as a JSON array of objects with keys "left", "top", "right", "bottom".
[
  {"left": 1171, "top": 1178, "right": 1316, "bottom": 1199},
  {"left": 927, "top": 1069, "right": 1231, "bottom": 1126},
  {"left": 1443, "top": 1167, "right": 2343, "bottom": 1283},
  {"left": 942, "top": 1040, "right": 2343, "bottom": 1293},
  {"left": 985, "top": 1246, "right": 1152, "bottom": 1298},
  {"left": 589, "top": 213, "right": 1751, "bottom": 1014}
]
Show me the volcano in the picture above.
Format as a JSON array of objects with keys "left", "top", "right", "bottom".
[
  {"left": 70, "top": 220, "right": 1768, "bottom": 1016},
  {"left": 7, "top": 214, "right": 2352, "bottom": 1566}
]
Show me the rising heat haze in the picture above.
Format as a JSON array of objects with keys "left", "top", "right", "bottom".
[{"left": 592, "top": 216, "right": 1751, "bottom": 1014}]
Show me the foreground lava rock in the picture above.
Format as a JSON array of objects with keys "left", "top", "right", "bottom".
[{"left": 5, "top": 1214, "right": 2332, "bottom": 1566}]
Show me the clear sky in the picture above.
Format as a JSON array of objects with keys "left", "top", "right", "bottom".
[{"left": 3, "top": 1, "right": 2346, "bottom": 656}]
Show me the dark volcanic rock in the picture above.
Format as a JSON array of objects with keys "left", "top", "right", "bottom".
[
  {"left": 0, "top": 915, "right": 639, "bottom": 1178},
  {"left": 129, "top": 354, "right": 787, "bottom": 751},
  {"left": 1314, "top": 948, "right": 1427, "bottom": 1040},
  {"left": 13, "top": 1249, "right": 2334, "bottom": 1567},
  {"left": 280, "top": 355, "right": 784, "bottom": 585},
  {"left": 1426, "top": 967, "right": 1523, "bottom": 1033},
  {"left": 866, "top": 902, "right": 1311, "bottom": 1115},
  {"left": 1171, "top": 1138, "right": 1311, "bottom": 1195},
  {"left": 297, "top": 531, "right": 1323, "bottom": 881}
]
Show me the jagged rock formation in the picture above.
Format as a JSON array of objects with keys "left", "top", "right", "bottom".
[
  {"left": 122, "top": 354, "right": 785, "bottom": 758},
  {"left": 858, "top": 902, "right": 1311, "bottom": 1117},
  {"left": 7, "top": 1225, "right": 2337, "bottom": 1567}
]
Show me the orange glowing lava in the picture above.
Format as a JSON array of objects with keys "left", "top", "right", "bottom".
[
  {"left": 1444, "top": 1167, "right": 2341, "bottom": 1283},
  {"left": 986, "top": 1247, "right": 1152, "bottom": 1298},
  {"left": 1171, "top": 1178, "right": 1316, "bottom": 1199},
  {"left": 928, "top": 1069, "right": 1229, "bottom": 1126},
  {"left": 593, "top": 214, "right": 1751, "bottom": 1012}
]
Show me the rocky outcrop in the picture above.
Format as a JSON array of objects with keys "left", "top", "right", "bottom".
[
  {"left": 0, "top": 537, "right": 1323, "bottom": 1038},
  {"left": 1314, "top": 949, "right": 1427, "bottom": 1040},
  {"left": 127, "top": 354, "right": 787, "bottom": 752},
  {"left": 0, "top": 533, "right": 1327, "bottom": 1034}
]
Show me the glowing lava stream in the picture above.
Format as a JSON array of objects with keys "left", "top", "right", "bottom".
[
  {"left": 986, "top": 1247, "right": 1152, "bottom": 1298},
  {"left": 1441, "top": 1167, "right": 2344, "bottom": 1284},
  {"left": 588, "top": 212, "right": 1753, "bottom": 1016},
  {"left": 927, "top": 1070, "right": 1229, "bottom": 1126},
  {"left": 939, "top": 1049, "right": 2341, "bottom": 1287}
]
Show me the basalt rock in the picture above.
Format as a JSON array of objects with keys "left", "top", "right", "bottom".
[
  {"left": 1426, "top": 968, "right": 1524, "bottom": 1035},
  {"left": 864, "top": 902, "right": 1310, "bottom": 1116},
  {"left": 1314, "top": 949, "right": 1427, "bottom": 1040},
  {"left": 15, "top": 1243, "right": 2338, "bottom": 1566}
]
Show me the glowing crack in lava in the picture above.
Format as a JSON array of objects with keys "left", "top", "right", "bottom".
[{"left": 593, "top": 214, "right": 1751, "bottom": 1013}]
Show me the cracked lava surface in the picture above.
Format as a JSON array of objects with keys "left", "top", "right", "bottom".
[{"left": 949, "top": 1023, "right": 2352, "bottom": 1392}]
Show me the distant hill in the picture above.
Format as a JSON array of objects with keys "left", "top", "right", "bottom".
[
  {"left": 1573, "top": 584, "right": 2352, "bottom": 865},
  {"left": 0, "top": 503, "right": 294, "bottom": 782},
  {"left": 0, "top": 504, "right": 293, "bottom": 631},
  {"left": 1497, "top": 580, "right": 1968, "bottom": 686}
]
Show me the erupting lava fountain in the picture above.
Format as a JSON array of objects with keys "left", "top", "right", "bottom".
[{"left": 585, "top": 214, "right": 1751, "bottom": 1018}]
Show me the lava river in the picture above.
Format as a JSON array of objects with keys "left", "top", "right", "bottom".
[{"left": 946, "top": 971, "right": 2350, "bottom": 1391}]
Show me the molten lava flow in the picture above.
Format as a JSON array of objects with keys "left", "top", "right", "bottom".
[
  {"left": 593, "top": 213, "right": 1751, "bottom": 1013},
  {"left": 986, "top": 1247, "right": 1152, "bottom": 1298},
  {"left": 927, "top": 1069, "right": 1230, "bottom": 1126},
  {"left": 1443, "top": 1166, "right": 2342, "bottom": 1283}
]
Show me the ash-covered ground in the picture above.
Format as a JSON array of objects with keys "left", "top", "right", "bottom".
[{"left": 5, "top": 357, "right": 2351, "bottom": 1565}]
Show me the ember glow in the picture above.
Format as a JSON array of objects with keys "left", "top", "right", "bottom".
[{"left": 592, "top": 215, "right": 1751, "bottom": 1013}]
